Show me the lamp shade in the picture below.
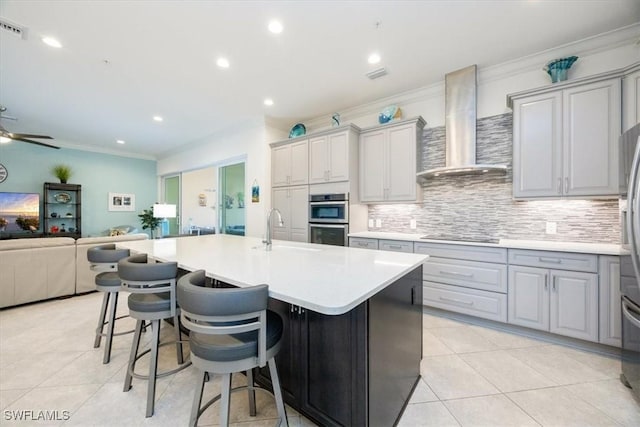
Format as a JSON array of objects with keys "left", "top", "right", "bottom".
[{"left": 153, "top": 203, "right": 177, "bottom": 218}]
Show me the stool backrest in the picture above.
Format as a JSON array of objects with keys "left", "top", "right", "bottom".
[
  {"left": 87, "top": 244, "right": 130, "bottom": 272},
  {"left": 177, "top": 270, "right": 270, "bottom": 367},
  {"left": 118, "top": 253, "right": 179, "bottom": 316}
]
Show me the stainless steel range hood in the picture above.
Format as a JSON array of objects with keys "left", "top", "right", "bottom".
[{"left": 417, "top": 65, "right": 507, "bottom": 179}]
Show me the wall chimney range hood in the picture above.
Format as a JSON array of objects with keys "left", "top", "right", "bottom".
[{"left": 417, "top": 65, "right": 507, "bottom": 179}]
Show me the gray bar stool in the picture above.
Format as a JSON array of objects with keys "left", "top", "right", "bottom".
[
  {"left": 88, "top": 244, "right": 133, "bottom": 364},
  {"left": 118, "top": 253, "right": 190, "bottom": 418},
  {"left": 177, "top": 270, "right": 288, "bottom": 427}
]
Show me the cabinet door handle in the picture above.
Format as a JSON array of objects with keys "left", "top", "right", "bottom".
[
  {"left": 538, "top": 257, "right": 561, "bottom": 264},
  {"left": 565, "top": 177, "right": 569, "bottom": 194},
  {"left": 388, "top": 245, "right": 403, "bottom": 250},
  {"left": 411, "top": 287, "right": 415, "bottom": 305},
  {"left": 439, "top": 270, "right": 474, "bottom": 278},
  {"left": 544, "top": 273, "right": 548, "bottom": 290},
  {"left": 552, "top": 276, "right": 557, "bottom": 292},
  {"left": 439, "top": 296, "right": 474, "bottom": 306},
  {"left": 557, "top": 178, "right": 562, "bottom": 194}
]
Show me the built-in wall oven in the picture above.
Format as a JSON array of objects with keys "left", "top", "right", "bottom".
[{"left": 308, "top": 193, "right": 348, "bottom": 246}]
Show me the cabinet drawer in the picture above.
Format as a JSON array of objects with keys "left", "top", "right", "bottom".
[
  {"left": 508, "top": 249, "right": 597, "bottom": 273},
  {"left": 349, "top": 237, "right": 378, "bottom": 250},
  {"left": 414, "top": 242, "right": 507, "bottom": 263},
  {"left": 423, "top": 282, "right": 507, "bottom": 322},
  {"left": 424, "top": 257, "right": 507, "bottom": 293},
  {"left": 379, "top": 240, "right": 414, "bottom": 253}
]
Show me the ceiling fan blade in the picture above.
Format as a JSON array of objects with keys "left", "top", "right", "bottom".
[
  {"left": 10, "top": 133, "right": 53, "bottom": 139},
  {"left": 9, "top": 136, "right": 60, "bottom": 149}
]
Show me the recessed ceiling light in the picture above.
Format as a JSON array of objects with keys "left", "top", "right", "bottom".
[
  {"left": 153, "top": 116, "right": 163, "bottom": 122},
  {"left": 116, "top": 139, "right": 125, "bottom": 144},
  {"left": 216, "top": 57, "right": 230, "bottom": 68},
  {"left": 264, "top": 98, "right": 274, "bottom": 106},
  {"left": 42, "top": 36, "right": 62, "bottom": 48},
  {"left": 268, "top": 20, "right": 283, "bottom": 34},
  {"left": 368, "top": 53, "right": 381, "bottom": 64}
]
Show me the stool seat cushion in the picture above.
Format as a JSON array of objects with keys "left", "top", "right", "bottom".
[
  {"left": 95, "top": 271, "right": 122, "bottom": 287},
  {"left": 189, "top": 310, "right": 283, "bottom": 362},
  {"left": 128, "top": 292, "right": 171, "bottom": 313}
]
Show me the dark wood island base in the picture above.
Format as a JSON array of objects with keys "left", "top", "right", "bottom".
[{"left": 256, "top": 266, "right": 423, "bottom": 426}]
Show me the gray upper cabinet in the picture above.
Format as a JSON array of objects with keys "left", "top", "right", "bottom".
[
  {"left": 308, "top": 127, "right": 358, "bottom": 185},
  {"left": 359, "top": 117, "right": 425, "bottom": 203},
  {"left": 510, "top": 75, "right": 621, "bottom": 199},
  {"left": 623, "top": 64, "right": 640, "bottom": 132},
  {"left": 272, "top": 140, "right": 309, "bottom": 187}
]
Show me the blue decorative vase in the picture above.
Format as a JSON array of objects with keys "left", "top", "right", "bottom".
[{"left": 544, "top": 56, "right": 578, "bottom": 83}]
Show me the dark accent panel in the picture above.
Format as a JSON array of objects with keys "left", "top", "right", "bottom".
[
  {"left": 300, "top": 305, "right": 367, "bottom": 426},
  {"left": 369, "top": 266, "right": 423, "bottom": 427}
]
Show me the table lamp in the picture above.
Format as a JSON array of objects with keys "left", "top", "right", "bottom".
[{"left": 153, "top": 203, "right": 177, "bottom": 238}]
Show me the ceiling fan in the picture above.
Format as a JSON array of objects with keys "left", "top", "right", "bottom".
[{"left": 0, "top": 106, "right": 59, "bottom": 149}]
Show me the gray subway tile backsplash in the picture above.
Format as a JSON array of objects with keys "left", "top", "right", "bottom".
[{"left": 367, "top": 113, "right": 620, "bottom": 244}]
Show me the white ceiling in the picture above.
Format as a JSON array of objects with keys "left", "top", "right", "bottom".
[{"left": 1, "top": 0, "right": 639, "bottom": 159}]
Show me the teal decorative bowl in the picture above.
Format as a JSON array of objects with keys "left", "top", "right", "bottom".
[{"left": 289, "top": 123, "right": 306, "bottom": 138}]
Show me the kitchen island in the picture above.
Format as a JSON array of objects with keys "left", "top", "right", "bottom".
[{"left": 117, "top": 234, "right": 427, "bottom": 426}]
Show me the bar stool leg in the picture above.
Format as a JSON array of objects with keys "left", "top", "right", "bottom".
[
  {"left": 247, "top": 369, "right": 256, "bottom": 416},
  {"left": 173, "top": 314, "right": 184, "bottom": 364},
  {"left": 146, "top": 319, "right": 161, "bottom": 417},
  {"left": 268, "top": 358, "right": 288, "bottom": 427},
  {"left": 189, "top": 371, "right": 206, "bottom": 427},
  {"left": 94, "top": 292, "right": 110, "bottom": 348},
  {"left": 220, "top": 373, "right": 232, "bottom": 426},
  {"left": 124, "top": 319, "right": 144, "bottom": 392},
  {"left": 103, "top": 292, "right": 119, "bottom": 364}
]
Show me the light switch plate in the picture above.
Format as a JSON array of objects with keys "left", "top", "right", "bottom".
[
  {"left": 375, "top": 219, "right": 382, "bottom": 228},
  {"left": 368, "top": 219, "right": 374, "bottom": 228},
  {"left": 545, "top": 221, "right": 557, "bottom": 234},
  {"left": 410, "top": 219, "right": 417, "bottom": 229}
]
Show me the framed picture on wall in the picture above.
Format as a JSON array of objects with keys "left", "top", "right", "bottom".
[{"left": 108, "top": 192, "right": 135, "bottom": 211}]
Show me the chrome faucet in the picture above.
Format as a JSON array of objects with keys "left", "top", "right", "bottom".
[{"left": 263, "top": 208, "right": 284, "bottom": 250}]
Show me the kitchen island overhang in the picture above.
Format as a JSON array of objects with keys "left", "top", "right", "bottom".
[{"left": 116, "top": 235, "right": 427, "bottom": 426}]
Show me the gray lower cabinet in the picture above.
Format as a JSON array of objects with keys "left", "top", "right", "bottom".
[
  {"left": 508, "top": 249, "right": 599, "bottom": 342},
  {"left": 416, "top": 242, "right": 508, "bottom": 322},
  {"left": 349, "top": 237, "right": 379, "bottom": 250},
  {"left": 599, "top": 256, "right": 621, "bottom": 347}
]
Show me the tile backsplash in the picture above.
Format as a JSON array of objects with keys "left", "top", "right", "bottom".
[{"left": 367, "top": 113, "right": 621, "bottom": 244}]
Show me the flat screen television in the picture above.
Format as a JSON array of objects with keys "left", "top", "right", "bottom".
[{"left": 0, "top": 192, "right": 41, "bottom": 233}]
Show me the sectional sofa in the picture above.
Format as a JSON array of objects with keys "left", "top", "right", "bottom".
[{"left": 0, "top": 233, "right": 148, "bottom": 308}]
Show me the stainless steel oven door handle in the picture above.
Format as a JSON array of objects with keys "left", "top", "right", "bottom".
[
  {"left": 622, "top": 298, "right": 640, "bottom": 329},
  {"left": 309, "top": 201, "right": 347, "bottom": 206},
  {"left": 309, "top": 224, "right": 347, "bottom": 229}
]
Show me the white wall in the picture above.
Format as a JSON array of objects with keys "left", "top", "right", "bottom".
[{"left": 181, "top": 166, "right": 217, "bottom": 232}]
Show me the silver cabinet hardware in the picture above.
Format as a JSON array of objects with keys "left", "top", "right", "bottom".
[
  {"left": 439, "top": 296, "right": 474, "bottom": 306},
  {"left": 565, "top": 177, "right": 569, "bottom": 193},
  {"left": 539, "top": 257, "right": 561, "bottom": 264},
  {"left": 552, "top": 276, "right": 557, "bottom": 292},
  {"left": 544, "top": 273, "right": 548, "bottom": 290},
  {"left": 557, "top": 177, "right": 562, "bottom": 194},
  {"left": 439, "top": 270, "right": 474, "bottom": 278}
]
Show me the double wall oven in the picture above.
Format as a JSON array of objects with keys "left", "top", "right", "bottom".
[{"left": 308, "top": 193, "right": 349, "bottom": 246}]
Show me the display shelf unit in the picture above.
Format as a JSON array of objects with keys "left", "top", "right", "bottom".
[{"left": 43, "top": 182, "right": 81, "bottom": 238}]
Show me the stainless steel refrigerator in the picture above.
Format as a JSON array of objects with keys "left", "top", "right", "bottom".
[{"left": 621, "top": 122, "right": 640, "bottom": 395}]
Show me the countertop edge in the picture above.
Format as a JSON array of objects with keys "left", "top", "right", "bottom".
[{"left": 348, "top": 232, "right": 627, "bottom": 256}]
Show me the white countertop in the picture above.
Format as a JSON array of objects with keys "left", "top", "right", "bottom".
[
  {"left": 116, "top": 234, "right": 428, "bottom": 316},
  {"left": 348, "top": 231, "right": 627, "bottom": 255}
]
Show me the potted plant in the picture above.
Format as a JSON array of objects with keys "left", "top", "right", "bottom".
[
  {"left": 0, "top": 217, "right": 7, "bottom": 231},
  {"left": 138, "top": 206, "right": 162, "bottom": 238},
  {"left": 51, "top": 164, "right": 72, "bottom": 183}
]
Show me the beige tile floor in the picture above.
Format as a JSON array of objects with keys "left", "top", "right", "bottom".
[{"left": 1, "top": 292, "right": 639, "bottom": 426}]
